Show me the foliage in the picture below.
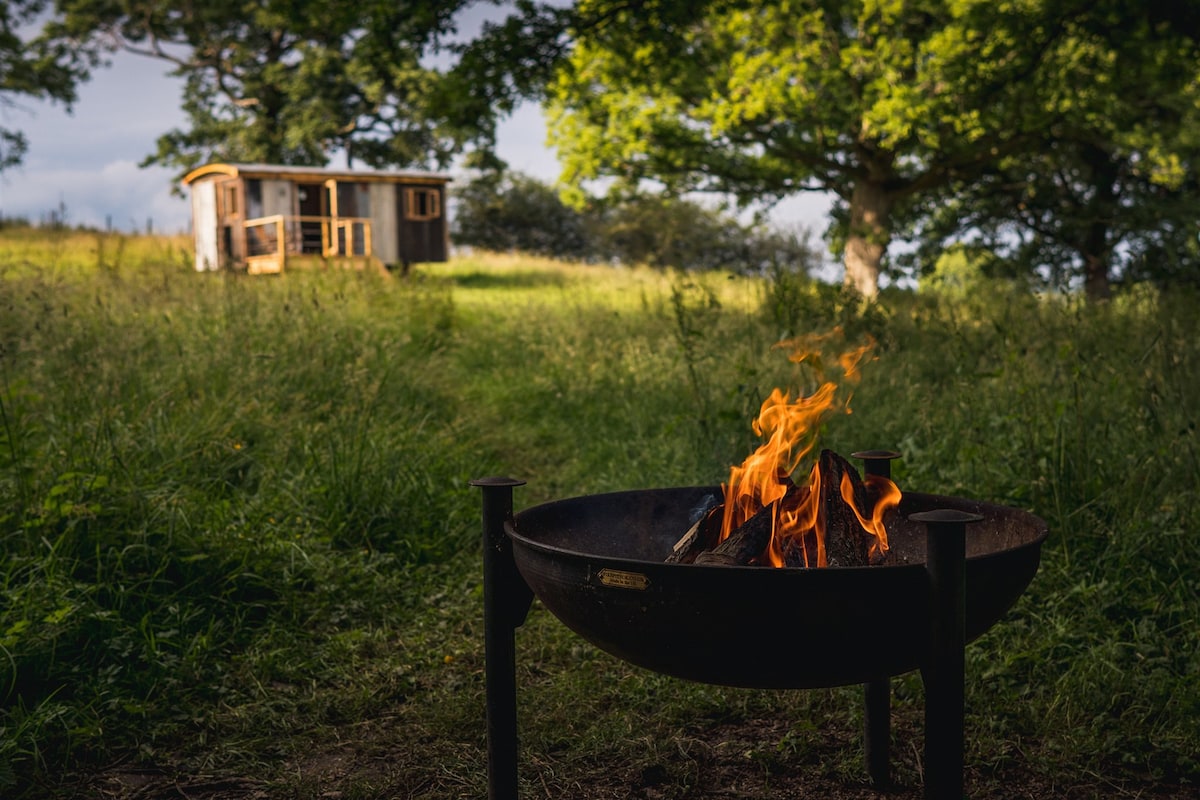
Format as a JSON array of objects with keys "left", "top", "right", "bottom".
[
  {"left": 43, "top": 0, "right": 485, "bottom": 175},
  {"left": 0, "top": 230, "right": 1198, "bottom": 796},
  {"left": 440, "top": 0, "right": 575, "bottom": 145},
  {"left": 592, "top": 193, "right": 818, "bottom": 274},
  {"left": 458, "top": 0, "right": 1200, "bottom": 299},
  {"left": 531, "top": 0, "right": 1061, "bottom": 295},
  {"left": 452, "top": 170, "right": 821, "bottom": 274},
  {"left": 0, "top": 0, "right": 91, "bottom": 171},
  {"left": 451, "top": 170, "right": 593, "bottom": 259},
  {"left": 899, "top": 8, "right": 1200, "bottom": 297}
]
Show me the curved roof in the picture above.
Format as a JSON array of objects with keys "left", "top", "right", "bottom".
[{"left": 182, "top": 162, "right": 451, "bottom": 186}]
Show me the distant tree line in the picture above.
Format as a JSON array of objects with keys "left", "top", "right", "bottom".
[
  {"left": 451, "top": 171, "right": 820, "bottom": 274},
  {"left": 6, "top": 1, "right": 1200, "bottom": 298}
]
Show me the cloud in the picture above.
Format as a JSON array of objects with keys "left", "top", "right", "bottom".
[
  {"left": 493, "top": 104, "right": 560, "bottom": 183},
  {"left": 0, "top": 49, "right": 189, "bottom": 232},
  {"left": 2, "top": 160, "right": 189, "bottom": 233}
]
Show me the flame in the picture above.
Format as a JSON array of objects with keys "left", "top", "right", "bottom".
[
  {"left": 717, "top": 331, "right": 901, "bottom": 567},
  {"left": 843, "top": 472, "right": 902, "bottom": 560}
]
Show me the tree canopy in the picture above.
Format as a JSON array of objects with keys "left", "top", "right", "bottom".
[
  {"left": 902, "top": 7, "right": 1200, "bottom": 296},
  {"left": 42, "top": 0, "right": 487, "bottom": 175},
  {"left": 0, "top": 0, "right": 90, "bottom": 171},
  {"left": 536, "top": 0, "right": 1061, "bottom": 296},
  {"left": 458, "top": 0, "right": 1200, "bottom": 298}
]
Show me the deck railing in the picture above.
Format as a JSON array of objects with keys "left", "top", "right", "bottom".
[{"left": 243, "top": 215, "right": 372, "bottom": 272}]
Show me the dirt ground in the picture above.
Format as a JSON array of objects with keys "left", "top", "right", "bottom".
[
  {"left": 66, "top": 715, "right": 1200, "bottom": 800},
  {"left": 72, "top": 760, "right": 1200, "bottom": 800}
]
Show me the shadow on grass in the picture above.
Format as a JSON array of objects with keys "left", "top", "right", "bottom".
[{"left": 448, "top": 270, "right": 571, "bottom": 290}]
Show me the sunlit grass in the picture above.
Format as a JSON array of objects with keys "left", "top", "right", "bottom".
[{"left": 0, "top": 225, "right": 192, "bottom": 279}]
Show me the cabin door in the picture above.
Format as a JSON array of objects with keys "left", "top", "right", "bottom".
[
  {"left": 217, "top": 178, "right": 244, "bottom": 266},
  {"left": 397, "top": 184, "right": 447, "bottom": 265},
  {"left": 297, "top": 183, "right": 325, "bottom": 254},
  {"left": 191, "top": 180, "right": 219, "bottom": 271}
]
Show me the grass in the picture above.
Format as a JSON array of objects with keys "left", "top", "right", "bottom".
[{"left": 1, "top": 228, "right": 1197, "bottom": 796}]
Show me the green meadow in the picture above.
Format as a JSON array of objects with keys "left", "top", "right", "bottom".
[{"left": 1, "top": 227, "right": 1197, "bottom": 797}]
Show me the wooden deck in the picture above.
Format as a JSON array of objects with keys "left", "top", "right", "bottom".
[
  {"left": 245, "top": 253, "right": 386, "bottom": 275},
  {"left": 243, "top": 214, "right": 384, "bottom": 274}
]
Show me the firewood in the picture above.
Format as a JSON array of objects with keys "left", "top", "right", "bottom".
[
  {"left": 694, "top": 482, "right": 802, "bottom": 566},
  {"left": 668, "top": 454, "right": 885, "bottom": 569},
  {"left": 689, "top": 550, "right": 740, "bottom": 566},
  {"left": 694, "top": 503, "right": 772, "bottom": 566},
  {"left": 778, "top": 528, "right": 819, "bottom": 568},
  {"left": 666, "top": 498, "right": 723, "bottom": 564},
  {"left": 768, "top": 484, "right": 817, "bottom": 567},
  {"left": 818, "top": 449, "right": 872, "bottom": 567}
]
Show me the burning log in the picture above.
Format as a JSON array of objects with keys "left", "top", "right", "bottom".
[
  {"left": 818, "top": 449, "right": 872, "bottom": 568},
  {"left": 694, "top": 486, "right": 793, "bottom": 566},
  {"left": 669, "top": 450, "right": 885, "bottom": 568}
]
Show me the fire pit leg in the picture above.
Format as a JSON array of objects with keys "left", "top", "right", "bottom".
[
  {"left": 864, "top": 679, "right": 891, "bottom": 789},
  {"left": 912, "top": 509, "right": 982, "bottom": 800},
  {"left": 853, "top": 450, "right": 901, "bottom": 792},
  {"left": 473, "top": 477, "right": 533, "bottom": 800}
]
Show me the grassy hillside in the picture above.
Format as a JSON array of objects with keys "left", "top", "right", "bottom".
[{"left": 1, "top": 229, "right": 1197, "bottom": 797}]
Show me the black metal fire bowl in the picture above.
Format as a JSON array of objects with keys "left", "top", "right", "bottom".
[
  {"left": 507, "top": 486, "right": 1047, "bottom": 689},
  {"left": 476, "top": 474, "right": 1048, "bottom": 799}
]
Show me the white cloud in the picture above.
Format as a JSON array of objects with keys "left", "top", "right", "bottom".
[
  {"left": 1, "top": 49, "right": 189, "bottom": 231},
  {"left": 2, "top": 160, "right": 189, "bottom": 233}
]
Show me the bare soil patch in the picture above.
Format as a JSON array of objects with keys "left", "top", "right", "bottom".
[{"left": 70, "top": 713, "right": 1199, "bottom": 800}]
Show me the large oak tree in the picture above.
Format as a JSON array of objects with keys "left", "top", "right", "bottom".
[
  {"left": 44, "top": 0, "right": 486, "bottom": 174},
  {"left": 465, "top": 0, "right": 1199, "bottom": 297},
  {"left": 541, "top": 0, "right": 1066, "bottom": 296}
]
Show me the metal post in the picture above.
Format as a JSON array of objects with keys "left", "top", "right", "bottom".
[
  {"left": 851, "top": 449, "right": 902, "bottom": 483},
  {"left": 911, "top": 508, "right": 981, "bottom": 800},
  {"left": 472, "top": 477, "right": 533, "bottom": 800},
  {"left": 852, "top": 450, "right": 901, "bottom": 791},
  {"left": 863, "top": 679, "right": 891, "bottom": 790}
]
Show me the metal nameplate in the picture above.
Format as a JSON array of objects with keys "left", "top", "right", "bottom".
[{"left": 597, "top": 568, "right": 650, "bottom": 590}]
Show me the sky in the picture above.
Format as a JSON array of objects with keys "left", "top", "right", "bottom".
[
  {"left": 0, "top": 52, "right": 575, "bottom": 234},
  {"left": 0, "top": 8, "right": 833, "bottom": 243}
]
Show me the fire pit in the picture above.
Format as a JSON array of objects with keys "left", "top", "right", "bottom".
[
  {"left": 506, "top": 485, "right": 1044, "bottom": 688},
  {"left": 474, "top": 460, "right": 1047, "bottom": 799}
]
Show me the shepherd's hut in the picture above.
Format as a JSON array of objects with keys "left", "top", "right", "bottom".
[{"left": 183, "top": 163, "right": 450, "bottom": 274}]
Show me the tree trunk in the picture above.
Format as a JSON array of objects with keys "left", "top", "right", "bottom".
[
  {"left": 1080, "top": 144, "right": 1115, "bottom": 302},
  {"left": 1083, "top": 251, "right": 1111, "bottom": 301},
  {"left": 843, "top": 180, "right": 893, "bottom": 299}
]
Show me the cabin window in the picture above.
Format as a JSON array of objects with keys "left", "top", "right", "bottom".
[{"left": 405, "top": 187, "right": 441, "bottom": 221}]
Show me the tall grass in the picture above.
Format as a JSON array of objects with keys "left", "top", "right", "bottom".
[
  {"left": 846, "top": 281, "right": 1200, "bottom": 782},
  {"left": 0, "top": 231, "right": 484, "bottom": 787},
  {"left": 1, "top": 230, "right": 1197, "bottom": 795}
]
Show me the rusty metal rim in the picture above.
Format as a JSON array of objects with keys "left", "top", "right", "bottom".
[{"left": 506, "top": 487, "right": 1048, "bottom": 570}]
